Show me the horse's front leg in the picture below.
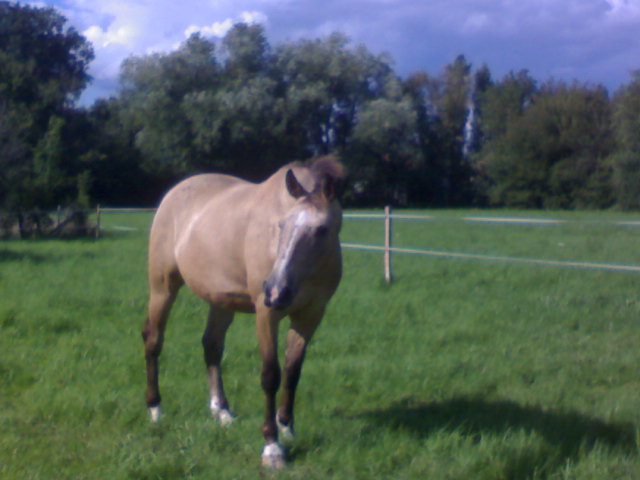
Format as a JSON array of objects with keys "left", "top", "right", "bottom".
[
  {"left": 277, "top": 307, "right": 324, "bottom": 440},
  {"left": 256, "top": 305, "right": 286, "bottom": 469}
]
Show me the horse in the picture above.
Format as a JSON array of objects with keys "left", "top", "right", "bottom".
[{"left": 141, "top": 156, "right": 344, "bottom": 468}]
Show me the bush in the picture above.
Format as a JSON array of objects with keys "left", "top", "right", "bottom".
[{"left": 0, "top": 207, "right": 93, "bottom": 239}]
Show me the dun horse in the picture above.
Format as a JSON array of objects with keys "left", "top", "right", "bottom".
[{"left": 142, "top": 157, "right": 344, "bottom": 468}]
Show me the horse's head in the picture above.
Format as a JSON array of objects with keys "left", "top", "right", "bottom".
[{"left": 263, "top": 160, "right": 343, "bottom": 310}]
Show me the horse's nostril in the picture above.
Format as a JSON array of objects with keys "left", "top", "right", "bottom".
[
  {"left": 263, "top": 280, "right": 273, "bottom": 307},
  {"left": 264, "top": 294, "right": 272, "bottom": 307},
  {"left": 279, "top": 287, "right": 292, "bottom": 305},
  {"left": 271, "top": 286, "right": 293, "bottom": 310},
  {"left": 263, "top": 285, "right": 294, "bottom": 310}
]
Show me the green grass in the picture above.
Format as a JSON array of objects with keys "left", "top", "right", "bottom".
[{"left": 1, "top": 209, "right": 640, "bottom": 479}]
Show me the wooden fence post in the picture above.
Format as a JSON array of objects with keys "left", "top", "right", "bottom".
[
  {"left": 384, "top": 205, "right": 392, "bottom": 283},
  {"left": 95, "top": 204, "right": 101, "bottom": 239}
]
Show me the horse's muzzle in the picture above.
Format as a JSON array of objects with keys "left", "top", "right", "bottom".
[{"left": 263, "top": 282, "right": 294, "bottom": 310}]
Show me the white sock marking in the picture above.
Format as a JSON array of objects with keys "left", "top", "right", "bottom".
[
  {"left": 276, "top": 413, "right": 294, "bottom": 441},
  {"left": 210, "top": 398, "right": 235, "bottom": 426},
  {"left": 149, "top": 406, "right": 161, "bottom": 423}
]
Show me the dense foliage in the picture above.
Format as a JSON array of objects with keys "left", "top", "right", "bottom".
[
  {"left": 0, "top": 1, "right": 94, "bottom": 209},
  {"left": 1, "top": 1, "right": 640, "bottom": 209}
]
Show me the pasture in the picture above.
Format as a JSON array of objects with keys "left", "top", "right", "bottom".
[{"left": 1, "top": 209, "right": 639, "bottom": 479}]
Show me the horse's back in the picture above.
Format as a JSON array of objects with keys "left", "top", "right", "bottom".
[{"left": 161, "top": 173, "right": 248, "bottom": 214}]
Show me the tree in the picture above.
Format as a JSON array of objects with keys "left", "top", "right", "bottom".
[
  {"left": 477, "top": 70, "right": 537, "bottom": 142},
  {"left": 117, "top": 26, "right": 408, "bottom": 191},
  {"left": 0, "top": 1, "right": 94, "bottom": 209},
  {"left": 434, "top": 56, "right": 473, "bottom": 204},
  {"left": 347, "top": 98, "right": 419, "bottom": 205},
  {"left": 473, "top": 70, "right": 537, "bottom": 203},
  {"left": 273, "top": 33, "right": 399, "bottom": 158},
  {"left": 222, "top": 23, "right": 270, "bottom": 77},
  {"left": 0, "top": 98, "right": 31, "bottom": 208},
  {"left": 0, "top": 1, "right": 93, "bottom": 113},
  {"left": 79, "top": 98, "right": 151, "bottom": 206},
  {"left": 466, "top": 63, "right": 493, "bottom": 156},
  {"left": 28, "top": 115, "right": 66, "bottom": 206},
  {"left": 608, "top": 71, "right": 640, "bottom": 210},
  {"left": 186, "top": 25, "right": 283, "bottom": 178},
  {"left": 402, "top": 71, "right": 445, "bottom": 204},
  {"left": 402, "top": 56, "right": 477, "bottom": 205},
  {"left": 119, "top": 33, "right": 220, "bottom": 177},
  {"left": 481, "top": 81, "right": 614, "bottom": 208}
]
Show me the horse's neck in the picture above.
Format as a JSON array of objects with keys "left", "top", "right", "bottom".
[{"left": 252, "top": 170, "right": 294, "bottom": 213}]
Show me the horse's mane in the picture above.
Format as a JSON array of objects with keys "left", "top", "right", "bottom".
[{"left": 307, "top": 155, "right": 346, "bottom": 181}]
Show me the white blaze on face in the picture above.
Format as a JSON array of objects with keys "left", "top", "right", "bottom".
[
  {"left": 275, "top": 210, "right": 310, "bottom": 269},
  {"left": 265, "top": 206, "right": 327, "bottom": 307},
  {"left": 267, "top": 213, "right": 303, "bottom": 296}
]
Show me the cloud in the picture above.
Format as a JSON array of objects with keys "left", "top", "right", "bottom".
[
  {"left": 184, "top": 10, "right": 268, "bottom": 39},
  {"left": 605, "top": 0, "right": 640, "bottom": 18},
  {"left": 462, "top": 13, "right": 491, "bottom": 33},
  {"left": 83, "top": 24, "right": 136, "bottom": 48},
  {"left": 185, "top": 19, "right": 234, "bottom": 39},
  {"left": 240, "top": 10, "right": 268, "bottom": 25}
]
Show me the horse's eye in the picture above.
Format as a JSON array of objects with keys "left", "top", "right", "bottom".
[{"left": 316, "top": 226, "right": 329, "bottom": 237}]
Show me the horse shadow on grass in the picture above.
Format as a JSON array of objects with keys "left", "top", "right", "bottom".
[
  {"left": 347, "top": 396, "right": 637, "bottom": 477},
  {"left": 0, "top": 248, "right": 49, "bottom": 263},
  {"left": 0, "top": 247, "right": 95, "bottom": 264}
]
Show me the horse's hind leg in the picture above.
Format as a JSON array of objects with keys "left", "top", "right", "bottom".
[
  {"left": 202, "top": 305, "right": 234, "bottom": 425},
  {"left": 142, "top": 271, "right": 182, "bottom": 422}
]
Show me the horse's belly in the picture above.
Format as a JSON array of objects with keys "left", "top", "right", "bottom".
[
  {"left": 183, "top": 273, "right": 255, "bottom": 313},
  {"left": 177, "top": 249, "right": 256, "bottom": 313},
  {"left": 205, "top": 291, "right": 256, "bottom": 313}
]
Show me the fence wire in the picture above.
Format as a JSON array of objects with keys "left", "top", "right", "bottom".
[{"left": 94, "top": 207, "right": 640, "bottom": 275}]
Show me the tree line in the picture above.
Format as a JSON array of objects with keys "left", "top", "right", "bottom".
[{"left": 2, "top": 1, "right": 640, "bottom": 211}]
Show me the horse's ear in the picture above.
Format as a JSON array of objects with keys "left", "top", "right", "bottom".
[{"left": 286, "top": 169, "right": 307, "bottom": 199}]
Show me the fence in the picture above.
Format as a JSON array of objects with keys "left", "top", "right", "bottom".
[
  {"left": 95, "top": 206, "right": 157, "bottom": 239},
  {"left": 343, "top": 207, "right": 640, "bottom": 279},
  {"left": 95, "top": 206, "right": 640, "bottom": 279}
]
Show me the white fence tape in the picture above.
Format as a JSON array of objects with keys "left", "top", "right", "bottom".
[{"left": 341, "top": 243, "right": 640, "bottom": 274}]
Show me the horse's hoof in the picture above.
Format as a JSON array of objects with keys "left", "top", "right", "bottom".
[
  {"left": 149, "top": 406, "right": 162, "bottom": 423},
  {"left": 261, "top": 442, "right": 286, "bottom": 469},
  {"left": 210, "top": 399, "right": 235, "bottom": 426},
  {"left": 216, "top": 409, "right": 235, "bottom": 426},
  {"left": 276, "top": 413, "right": 295, "bottom": 442}
]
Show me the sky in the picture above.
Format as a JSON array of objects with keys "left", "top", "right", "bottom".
[{"left": 30, "top": 0, "right": 640, "bottom": 106}]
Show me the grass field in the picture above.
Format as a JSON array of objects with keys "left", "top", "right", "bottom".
[{"left": 1, "top": 209, "right": 640, "bottom": 479}]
